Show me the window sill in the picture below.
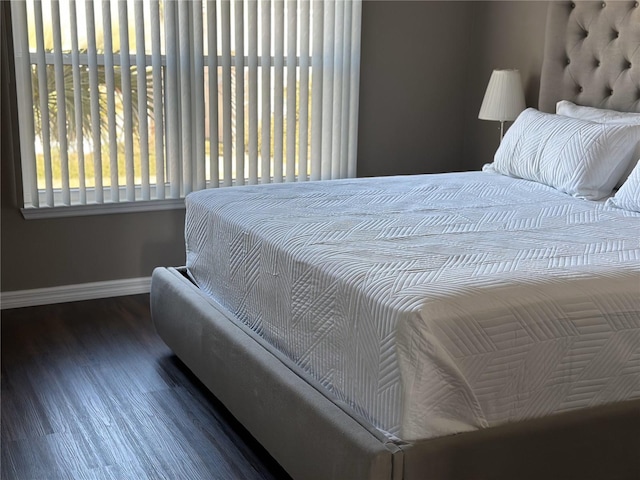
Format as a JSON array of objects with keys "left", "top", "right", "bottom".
[{"left": 21, "top": 198, "right": 186, "bottom": 220}]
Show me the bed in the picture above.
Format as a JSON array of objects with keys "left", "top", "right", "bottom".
[{"left": 151, "top": 2, "right": 640, "bottom": 479}]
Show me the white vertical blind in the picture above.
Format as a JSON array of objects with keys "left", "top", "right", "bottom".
[
  {"left": 285, "top": 0, "right": 296, "bottom": 183},
  {"left": 165, "top": 0, "right": 180, "bottom": 198},
  {"left": 69, "top": 0, "right": 86, "bottom": 205},
  {"left": 310, "top": 0, "right": 323, "bottom": 181},
  {"left": 331, "top": 0, "right": 344, "bottom": 180},
  {"left": 338, "top": 0, "right": 351, "bottom": 179},
  {"left": 234, "top": 0, "right": 245, "bottom": 186},
  {"left": 178, "top": 0, "right": 192, "bottom": 195},
  {"left": 221, "top": 0, "right": 232, "bottom": 187},
  {"left": 320, "top": 0, "right": 334, "bottom": 181},
  {"left": 247, "top": 0, "right": 258, "bottom": 185},
  {"left": 347, "top": 0, "right": 362, "bottom": 179},
  {"left": 118, "top": 1, "right": 135, "bottom": 202},
  {"left": 102, "top": 1, "right": 119, "bottom": 202},
  {"left": 273, "top": 0, "right": 284, "bottom": 183},
  {"left": 298, "top": 0, "right": 310, "bottom": 182},
  {"left": 260, "top": 0, "right": 271, "bottom": 183},
  {"left": 206, "top": 0, "right": 219, "bottom": 189},
  {"left": 150, "top": 0, "right": 165, "bottom": 199},
  {"left": 134, "top": 0, "right": 150, "bottom": 200},
  {"left": 51, "top": 0, "right": 71, "bottom": 205},
  {"left": 85, "top": 0, "right": 104, "bottom": 203},
  {"left": 193, "top": 1, "right": 206, "bottom": 192},
  {"left": 11, "top": 0, "right": 362, "bottom": 211},
  {"left": 33, "top": 0, "right": 54, "bottom": 206},
  {"left": 10, "top": 1, "right": 39, "bottom": 207}
]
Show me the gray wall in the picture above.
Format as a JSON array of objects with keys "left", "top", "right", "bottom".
[
  {"left": 358, "top": 1, "right": 548, "bottom": 176},
  {"left": 1, "top": 1, "right": 549, "bottom": 293},
  {"left": 357, "top": 1, "right": 474, "bottom": 177}
]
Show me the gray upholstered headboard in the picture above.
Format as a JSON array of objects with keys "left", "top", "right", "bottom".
[{"left": 539, "top": 0, "right": 640, "bottom": 113}]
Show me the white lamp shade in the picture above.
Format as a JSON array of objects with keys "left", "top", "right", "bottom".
[{"left": 478, "top": 69, "right": 526, "bottom": 122}]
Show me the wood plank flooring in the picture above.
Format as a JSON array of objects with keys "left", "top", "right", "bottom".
[{"left": 1, "top": 294, "right": 292, "bottom": 480}]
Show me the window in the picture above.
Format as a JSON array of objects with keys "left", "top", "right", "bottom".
[{"left": 11, "top": 0, "right": 362, "bottom": 216}]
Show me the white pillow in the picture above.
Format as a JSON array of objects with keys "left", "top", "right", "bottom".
[
  {"left": 606, "top": 160, "right": 640, "bottom": 213},
  {"left": 556, "top": 100, "right": 640, "bottom": 125},
  {"left": 556, "top": 100, "right": 640, "bottom": 186},
  {"left": 483, "top": 108, "right": 640, "bottom": 200}
]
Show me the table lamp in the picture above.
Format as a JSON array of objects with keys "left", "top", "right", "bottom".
[{"left": 478, "top": 69, "right": 526, "bottom": 141}]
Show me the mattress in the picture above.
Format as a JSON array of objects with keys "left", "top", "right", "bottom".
[{"left": 185, "top": 171, "right": 640, "bottom": 442}]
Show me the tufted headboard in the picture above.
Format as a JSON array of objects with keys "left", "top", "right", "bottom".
[{"left": 538, "top": 0, "right": 640, "bottom": 113}]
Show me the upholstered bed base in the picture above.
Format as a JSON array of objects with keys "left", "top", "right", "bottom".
[{"left": 151, "top": 267, "right": 640, "bottom": 480}]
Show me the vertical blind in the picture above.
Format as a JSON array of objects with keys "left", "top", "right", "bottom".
[{"left": 11, "top": 0, "right": 362, "bottom": 210}]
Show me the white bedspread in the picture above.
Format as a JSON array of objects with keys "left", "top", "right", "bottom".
[{"left": 185, "top": 171, "right": 640, "bottom": 441}]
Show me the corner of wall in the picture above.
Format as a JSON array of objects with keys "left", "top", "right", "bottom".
[{"left": 459, "top": 1, "right": 550, "bottom": 172}]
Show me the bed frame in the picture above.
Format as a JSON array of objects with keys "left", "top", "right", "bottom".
[{"left": 151, "top": 3, "right": 640, "bottom": 479}]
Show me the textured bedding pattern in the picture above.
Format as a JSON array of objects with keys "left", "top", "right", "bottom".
[{"left": 185, "top": 172, "right": 640, "bottom": 441}]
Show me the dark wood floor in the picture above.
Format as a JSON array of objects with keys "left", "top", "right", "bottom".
[{"left": 1, "top": 294, "right": 291, "bottom": 480}]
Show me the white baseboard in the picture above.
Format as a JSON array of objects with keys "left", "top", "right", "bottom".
[{"left": 0, "top": 276, "right": 152, "bottom": 310}]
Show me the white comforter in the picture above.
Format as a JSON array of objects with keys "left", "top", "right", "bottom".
[{"left": 185, "top": 171, "right": 640, "bottom": 441}]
